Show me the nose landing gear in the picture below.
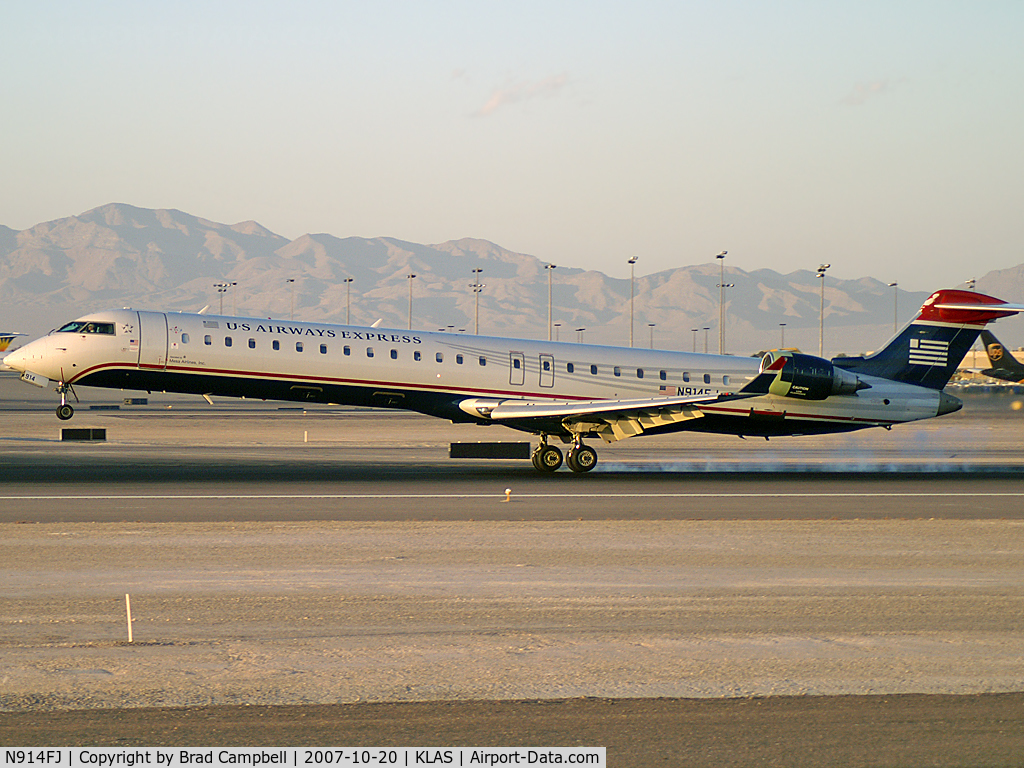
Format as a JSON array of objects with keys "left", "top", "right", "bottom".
[{"left": 55, "top": 381, "right": 77, "bottom": 421}]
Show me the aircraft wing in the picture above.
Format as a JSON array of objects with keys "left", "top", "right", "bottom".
[{"left": 459, "top": 391, "right": 752, "bottom": 443}]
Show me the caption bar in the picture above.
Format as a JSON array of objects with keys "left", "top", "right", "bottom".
[{"left": 2, "top": 749, "right": 605, "bottom": 768}]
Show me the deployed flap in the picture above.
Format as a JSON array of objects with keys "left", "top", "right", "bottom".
[{"left": 459, "top": 393, "right": 743, "bottom": 444}]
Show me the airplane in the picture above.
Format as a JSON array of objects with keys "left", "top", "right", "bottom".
[
  {"left": 0, "top": 332, "right": 25, "bottom": 354},
  {"left": 3, "top": 288, "right": 1022, "bottom": 473},
  {"left": 978, "top": 330, "right": 1024, "bottom": 384}
]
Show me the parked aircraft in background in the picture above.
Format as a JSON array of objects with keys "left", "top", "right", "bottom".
[
  {"left": 979, "top": 330, "right": 1024, "bottom": 384},
  {"left": 4, "top": 289, "right": 1022, "bottom": 472},
  {"left": 0, "top": 333, "right": 25, "bottom": 354}
]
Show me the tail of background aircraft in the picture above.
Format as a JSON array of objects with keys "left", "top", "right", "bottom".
[
  {"left": 980, "top": 330, "right": 1024, "bottom": 383},
  {"left": 834, "top": 289, "right": 1019, "bottom": 390}
]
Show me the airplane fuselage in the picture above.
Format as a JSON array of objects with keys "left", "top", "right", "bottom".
[{"left": 5, "top": 308, "right": 947, "bottom": 440}]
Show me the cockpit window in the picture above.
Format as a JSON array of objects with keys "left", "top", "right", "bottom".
[{"left": 56, "top": 321, "right": 116, "bottom": 335}]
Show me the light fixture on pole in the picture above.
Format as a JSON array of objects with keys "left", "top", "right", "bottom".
[
  {"left": 343, "top": 278, "right": 354, "bottom": 325},
  {"left": 406, "top": 274, "right": 416, "bottom": 330},
  {"left": 470, "top": 268, "right": 484, "bottom": 334},
  {"left": 286, "top": 279, "right": 296, "bottom": 320},
  {"left": 553, "top": 322, "right": 561, "bottom": 342},
  {"left": 816, "top": 263, "right": 830, "bottom": 357},
  {"left": 213, "top": 282, "right": 229, "bottom": 315},
  {"left": 691, "top": 328, "right": 699, "bottom": 353},
  {"left": 576, "top": 327, "right": 586, "bottom": 343},
  {"left": 648, "top": 323, "right": 655, "bottom": 349},
  {"left": 628, "top": 256, "right": 638, "bottom": 347},
  {"left": 779, "top": 322, "right": 786, "bottom": 348},
  {"left": 888, "top": 282, "right": 898, "bottom": 334},
  {"left": 703, "top": 326, "right": 710, "bottom": 354},
  {"left": 715, "top": 251, "right": 731, "bottom": 354},
  {"left": 545, "top": 264, "right": 557, "bottom": 341},
  {"left": 965, "top": 278, "right": 976, "bottom": 291}
]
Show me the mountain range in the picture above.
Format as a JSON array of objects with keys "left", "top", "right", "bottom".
[{"left": 3, "top": 203, "right": 1023, "bottom": 355}]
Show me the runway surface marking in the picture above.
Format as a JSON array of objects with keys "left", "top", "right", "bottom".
[{"left": 4, "top": 492, "right": 1024, "bottom": 500}]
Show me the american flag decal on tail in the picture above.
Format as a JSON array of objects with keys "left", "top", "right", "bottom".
[{"left": 909, "top": 338, "right": 948, "bottom": 366}]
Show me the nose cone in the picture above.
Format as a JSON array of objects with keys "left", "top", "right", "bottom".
[
  {"left": 938, "top": 390, "right": 963, "bottom": 416},
  {"left": 2, "top": 347, "right": 26, "bottom": 372}
]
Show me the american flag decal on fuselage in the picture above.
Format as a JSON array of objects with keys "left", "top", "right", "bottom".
[{"left": 909, "top": 338, "right": 949, "bottom": 366}]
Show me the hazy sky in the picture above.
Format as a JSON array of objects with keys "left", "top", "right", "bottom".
[{"left": 3, "top": 1, "right": 1022, "bottom": 288}]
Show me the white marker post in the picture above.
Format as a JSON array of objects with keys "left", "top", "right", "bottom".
[{"left": 125, "top": 593, "right": 133, "bottom": 643}]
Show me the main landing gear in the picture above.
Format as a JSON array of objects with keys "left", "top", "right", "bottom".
[
  {"left": 55, "top": 381, "right": 76, "bottom": 421},
  {"left": 531, "top": 435, "right": 598, "bottom": 473}
]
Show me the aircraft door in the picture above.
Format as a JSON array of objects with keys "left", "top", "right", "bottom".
[
  {"left": 137, "top": 311, "right": 168, "bottom": 369},
  {"left": 539, "top": 354, "right": 554, "bottom": 387},
  {"left": 509, "top": 351, "right": 525, "bottom": 386}
]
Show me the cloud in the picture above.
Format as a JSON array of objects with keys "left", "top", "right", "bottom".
[
  {"left": 842, "top": 79, "right": 889, "bottom": 106},
  {"left": 476, "top": 73, "right": 569, "bottom": 117}
]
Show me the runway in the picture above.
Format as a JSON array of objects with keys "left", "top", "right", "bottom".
[{"left": 3, "top": 377, "right": 1024, "bottom": 763}]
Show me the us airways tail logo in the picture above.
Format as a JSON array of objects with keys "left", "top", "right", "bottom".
[{"left": 909, "top": 338, "right": 949, "bottom": 366}]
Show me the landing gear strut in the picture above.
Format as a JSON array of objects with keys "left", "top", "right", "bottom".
[
  {"left": 55, "top": 382, "right": 76, "bottom": 421},
  {"left": 531, "top": 435, "right": 563, "bottom": 472}
]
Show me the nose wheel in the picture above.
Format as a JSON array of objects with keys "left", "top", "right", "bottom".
[{"left": 55, "top": 380, "right": 78, "bottom": 421}]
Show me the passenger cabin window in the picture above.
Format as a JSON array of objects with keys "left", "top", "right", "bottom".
[
  {"left": 703, "top": 373, "right": 711, "bottom": 384},
  {"left": 273, "top": 340, "right": 280, "bottom": 351},
  {"left": 181, "top": 333, "right": 189, "bottom": 344},
  {"left": 660, "top": 370, "right": 667, "bottom": 381},
  {"left": 436, "top": 352, "right": 444, "bottom": 363},
  {"left": 296, "top": 342, "right": 304, "bottom": 352},
  {"left": 225, "top": 336, "right": 233, "bottom": 347},
  {"left": 590, "top": 364, "right": 598, "bottom": 375},
  {"left": 321, "top": 344, "right": 328, "bottom": 354},
  {"left": 567, "top": 363, "right": 574, "bottom": 373},
  {"left": 479, "top": 356, "right": 486, "bottom": 366},
  {"left": 637, "top": 368, "right": 644, "bottom": 379},
  {"left": 204, "top": 335, "right": 212, "bottom": 346},
  {"left": 366, "top": 347, "right": 374, "bottom": 358},
  {"left": 248, "top": 338, "right": 256, "bottom": 349},
  {"left": 683, "top": 372, "right": 690, "bottom": 382},
  {"left": 56, "top": 321, "right": 116, "bottom": 335},
  {"left": 723, "top": 375, "right": 730, "bottom": 386},
  {"left": 613, "top": 366, "right": 621, "bottom": 377},
  {"left": 390, "top": 349, "right": 398, "bottom": 359},
  {"left": 344, "top": 345, "right": 351, "bottom": 356},
  {"left": 456, "top": 354, "right": 464, "bottom": 364},
  {"left": 414, "top": 351, "right": 422, "bottom": 361}
]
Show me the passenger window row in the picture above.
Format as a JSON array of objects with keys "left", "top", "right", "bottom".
[{"left": 179, "top": 335, "right": 731, "bottom": 385}]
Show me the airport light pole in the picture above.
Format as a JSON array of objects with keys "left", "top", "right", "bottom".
[
  {"left": 470, "top": 268, "right": 484, "bottom": 334},
  {"left": 343, "top": 278, "right": 354, "bottom": 325},
  {"left": 576, "top": 327, "right": 586, "bottom": 343},
  {"left": 648, "top": 323, "right": 655, "bottom": 349},
  {"left": 214, "top": 282, "right": 229, "bottom": 315},
  {"left": 715, "top": 251, "right": 731, "bottom": 354},
  {"left": 545, "top": 264, "right": 557, "bottom": 341},
  {"left": 703, "top": 326, "right": 710, "bottom": 354},
  {"left": 780, "top": 322, "right": 786, "bottom": 348},
  {"left": 628, "top": 256, "right": 638, "bottom": 347},
  {"left": 888, "top": 282, "right": 898, "bottom": 334},
  {"left": 817, "top": 264, "right": 830, "bottom": 357},
  {"left": 406, "top": 274, "right": 416, "bottom": 330},
  {"left": 691, "top": 328, "right": 699, "bottom": 353},
  {"left": 286, "top": 279, "right": 296, "bottom": 320},
  {"left": 553, "top": 322, "right": 561, "bottom": 342}
]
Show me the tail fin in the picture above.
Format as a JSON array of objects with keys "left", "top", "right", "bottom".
[
  {"left": 834, "top": 289, "right": 1022, "bottom": 389},
  {"left": 980, "top": 330, "right": 1024, "bottom": 383}
]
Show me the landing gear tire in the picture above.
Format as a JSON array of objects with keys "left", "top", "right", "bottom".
[
  {"left": 56, "top": 404, "right": 75, "bottom": 421},
  {"left": 566, "top": 444, "right": 598, "bottom": 473},
  {"left": 532, "top": 445, "right": 563, "bottom": 472}
]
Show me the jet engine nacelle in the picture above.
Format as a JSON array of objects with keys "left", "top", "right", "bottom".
[{"left": 759, "top": 351, "right": 870, "bottom": 400}]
